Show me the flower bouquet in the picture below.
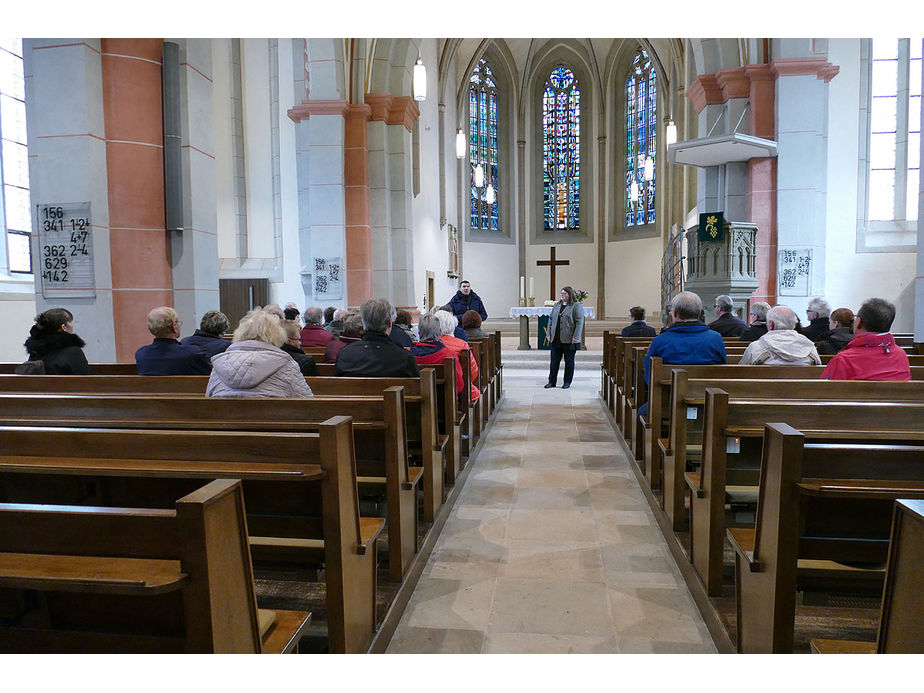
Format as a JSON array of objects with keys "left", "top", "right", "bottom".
[{"left": 573, "top": 289, "right": 589, "bottom": 303}]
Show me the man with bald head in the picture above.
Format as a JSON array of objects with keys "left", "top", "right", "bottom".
[
  {"left": 739, "top": 305, "right": 821, "bottom": 366},
  {"left": 135, "top": 306, "right": 212, "bottom": 375}
]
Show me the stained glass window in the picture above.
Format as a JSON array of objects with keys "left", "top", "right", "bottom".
[
  {"left": 542, "top": 66, "right": 580, "bottom": 230},
  {"left": 469, "top": 58, "right": 499, "bottom": 231},
  {"left": 0, "top": 38, "right": 32, "bottom": 273},
  {"left": 625, "top": 49, "right": 657, "bottom": 226}
]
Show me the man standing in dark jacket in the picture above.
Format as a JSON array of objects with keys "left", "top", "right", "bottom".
[
  {"left": 135, "top": 306, "right": 211, "bottom": 375},
  {"left": 447, "top": 280, "right": 487, "bottom": 322},
  {"left": 621, "top": 306, "right": 656, "bottom": 337},
  {"left": 335, "top": 298, "right": 420, "bottom": 377},
  {"left": 708, "top": 295, "right": 748, "bottom": 337}
]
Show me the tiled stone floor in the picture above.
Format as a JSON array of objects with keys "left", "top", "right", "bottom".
[{"left": 386, "top": 358, "right": 717, "bottom": 653}]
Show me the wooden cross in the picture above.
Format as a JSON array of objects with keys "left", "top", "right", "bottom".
[{"left": 536, "top": 246, "right": 570, "bottom": 301}]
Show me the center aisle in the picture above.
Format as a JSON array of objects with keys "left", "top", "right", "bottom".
[{"left": 386, "top": 350, "right": 716, "bottom": 653}]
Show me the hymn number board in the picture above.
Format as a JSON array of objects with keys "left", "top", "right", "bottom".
[{"left": 36, "top": 202, "right": 96, "bottom": 299}]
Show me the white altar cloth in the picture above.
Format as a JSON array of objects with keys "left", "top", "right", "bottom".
[{"left": 509, "top": 305, "right": 595, "bottom": 319}]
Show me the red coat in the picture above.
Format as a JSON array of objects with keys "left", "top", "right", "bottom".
[
  {"left": 410, "top": 340, "right": 464, "bottom": 395},
  {"left": 300, "top": 324, "right": 334, "bottom": 348},
  {"left": 440, "top": 334, "right": 481, "bottom": 402},
  {"left": 820, "top": 332, "right": 911, "bottom": 381}
]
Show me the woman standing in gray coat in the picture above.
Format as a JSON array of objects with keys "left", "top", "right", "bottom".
[{"left": 544, "top": 286, "right": 584, "bottom": 389}]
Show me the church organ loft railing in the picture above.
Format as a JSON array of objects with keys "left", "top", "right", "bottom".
[{"left": 660, "top": 223, "right": 685, "bottom": 317}]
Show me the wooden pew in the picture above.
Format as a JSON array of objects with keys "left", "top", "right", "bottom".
[
  {"left": 726, "top": 423, "right": 924, "bottom": 653},
  {"left": 0, "top": 478, "right": 311, "bottom": 653},
  {"left": 493, "top": 330, "right": 504, "bottom": 407},
  {"left": 0, "top": 390, "right": 419, "bottom": 583},
  {"left": 688, "top": 391, "right": 924, "bottom": 596},
  {"left": 0, "top": 419, "right": 382, "bottom": 654},
  {"left": 811, "top": 498, "right": 924, "bottom": 654},
  {"left": 655, "top": 364, "right": 924, "bottom": 528}
]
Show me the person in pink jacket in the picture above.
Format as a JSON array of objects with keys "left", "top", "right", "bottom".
[
  {"left": 821, "top": 297, "right": 911, "bottom": 381},
  {"left": 207, "top": 307, "right": 314, "bottom": 398}
]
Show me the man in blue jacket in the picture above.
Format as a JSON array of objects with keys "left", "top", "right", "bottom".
[
  {"left": 135, "top": 306, "right": 212, "bottom": 375},
  {"left": 639, "top": 291, "right": 726, "bottom": 417},
  {"left": 447, "top": 280, "right": 487, "bottom": 322}
]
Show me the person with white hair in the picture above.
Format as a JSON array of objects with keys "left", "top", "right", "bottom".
[
  {"left": 708, "top": 294, "right": 748, "bottom": 337},
  {"left": 739, "top": 305, "right": 821, "bottom": 366},
  {"left": 432, "top": 309, "right": 480, "bottom": 402},
  {"left": 300, "top": 305, "right": 334, "bottom": 347},
  {"left": 739, "top": 302, "right": 771, "bottom": 343},
  {"left": 801, "top": 297, "right": 832, "bottom": 342},
  {"left": 207, "top": 307, "right": 313, "bottom": 398}
]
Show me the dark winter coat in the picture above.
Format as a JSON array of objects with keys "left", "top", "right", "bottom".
[
  {"left": 23, "top": 328, "right": 91, "bottom": 374},
  {"left": 181, "top": 329, "right": 231, "bottom": 358},
  {"left": 334, "top": 331, "right": 420, "bottom": 378},
  {"left": 800, "top": 316, "right": 831, "bottom": 343},
  {"left": 620, "top": 320, "right": 656, "bottom": 338},
  {"left": 708, "top": 312, "right": 748, "bottom": 338},
  {"left": 135, "top": 338, "right": 211, "bottom": 375},
  {"left": 280, "top": 342, "right": 320, "bottom": 376},
  {"left": 738, "top": 320, "right": 768, "bottom": 343},
  {"left": 448, "top": 290, "right": 487, "bottom": 321}
]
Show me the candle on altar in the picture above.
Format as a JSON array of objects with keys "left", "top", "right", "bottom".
[
  {"left": 520, "top": 276, "right": 525, "bottom": 299},
  {"left": 529, "top": 276, "right": 534, "bottom": 297}
]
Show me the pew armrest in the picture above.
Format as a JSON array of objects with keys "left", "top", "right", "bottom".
[
  {"left": 657, "top": 438, "right": 671, "bottom": 456},
  {"left": 797, "top": 479, "right": 924, "bottom": 499},
  {"left": 726, "top": 528, "right": 759, "bottom": 571},
  {"left": 405, "top": 465, "right": 424, "bottom": 491},
  {"left": 684, "top": 472, "right": 705, "bottom": 498},
  {"left": 259, "top": 609, "right": 312, "bottom": 654}
]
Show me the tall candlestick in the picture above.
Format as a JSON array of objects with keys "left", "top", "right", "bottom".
[
  {"left": 529, "top": 276, "right": 534, "bottom": 297},
  {"left": 520, "top": 276, "right": 525, "bottom": 299}
]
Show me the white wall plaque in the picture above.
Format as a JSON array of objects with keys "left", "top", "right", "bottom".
[{"left": 36, "top": 202, "right": 96, "bottom": 298}]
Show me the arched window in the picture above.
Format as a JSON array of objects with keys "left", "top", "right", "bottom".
[
  {"left": 0, "top": 39, "right": 32, "bottom": 274},
  {"left": 625, "top": 48, "right": 657, "bottom": 227},
  {"left": 469, "top": 58, "right": 499, "bottom": 231},
  {"left": 542, "top": 66, "right": 581, "bottom": 230}
]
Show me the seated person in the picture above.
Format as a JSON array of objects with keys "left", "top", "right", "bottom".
[
  {"left": 325, "top": 312, "right": 363, "bottom": 363},
  {"left": 440, "top": 304, "right": 469, "bottom": 342},
  {"left": 815, "top": 307, "right": 854, "bottom": 355},
  {"left": 180, "top": 310, "right": 232, "bottom": 358},
  {"left": 801, "top": 297, "right": 832, "bottom": 342},
  {"left": 389, "top": 308, "right": 414, "bottom": 348},
  {"left": 335, "top": 298, "right": 420, "bottom": 377},
  {"left": 821, "top": 297, "right": 911, "bottom": 381},
  {"left": 739, "top": 301, "right": 770, "bottom": 343},
  {"left": 461, "top": 310, "right": 487, "bottom": 340},
  {"left": 283, "top": 302, "right": 301, "bottom": 323},
  {"left": 300, "top": 306, "right": 334, "bottom": 347},
  {"left": 640, "top": 291, "right": 726, "bottom": 417},
  {"left": 135, "top": 306, "right": 211, "bottom": 375},
  {"left": 394, "top": 309, "right": 418, "bottom": 342},
  {"left": 23, "top": 307, "right": 91, "bottom": 374},
  {"left": 325, "top": 307, "right": 349, "bottom": 337},
  {"left": 207, "top": 308, "right": 313, "bottom": 397},
  {"left": 739, "top": 305, "right": 821, "bottom": 365},
  {"left": 620, "top": 306, "right": 656, "bottom": 337},
  {"left": 280, "top": 319, "right": 320, "bottom": 376},
  {"left": 708, "top": 294, "right": 748, "bottom": 337},
  {"left": 433, "top": 309, "right": 480, "bottom": 402},
  {"left": 410, "top": 314, "right": 464, "bottom": 395}
]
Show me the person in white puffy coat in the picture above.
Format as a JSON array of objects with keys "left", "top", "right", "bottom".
[{"left": 207, "top": 307, "right": 314, "bottom": 398}]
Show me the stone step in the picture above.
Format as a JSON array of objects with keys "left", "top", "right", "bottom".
[{"left": 500, "top": 350, "right": 602, "bottom": 370}]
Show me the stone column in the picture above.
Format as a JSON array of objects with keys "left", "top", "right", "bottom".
[
  {"left": 345, "top": 104, "right": 372, "bottom": 306},
  {"left": 24, "top": 39, "right": 116, "bottom": 361}
]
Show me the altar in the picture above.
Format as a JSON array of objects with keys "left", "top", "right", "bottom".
[{"left": 509, "top": 305, "right": 596, "bottom": 350}]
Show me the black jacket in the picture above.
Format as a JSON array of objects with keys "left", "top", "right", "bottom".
[
  {"left": 389, "top": 325, "right": 414, "bottom": 348},
  {"left": 181, "top": 329, "right": 231, "bottom": 358},
  {"left": 739, "top": 320, "right": 768, "bottom": 343},
  {"left": 280, "top": 342, "right": 320, "bottom": 376},
  {"left": 708, "top": 312, "right": 748, "bottom": 338},
  {"left": 815, "top": 326, "right": 853, "bottom": 355},
  {"left": 800, "top": 316, "right": 830, "bottom": 343},
  {"left": 334, "top": 331, "right": 420, "bottom": 377},
  {"left": 24, "top": 328, "right": 91, "bottom": 374},
  {"left": 621, "top": 320, "right": 656, "bottom": 338},
  {"left": 448, "top": 290, "right": 488, "bottom": 321}
]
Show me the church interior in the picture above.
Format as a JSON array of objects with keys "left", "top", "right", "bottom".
[{"left": 2, "top": 4, "right": 923, "bottom": 680}]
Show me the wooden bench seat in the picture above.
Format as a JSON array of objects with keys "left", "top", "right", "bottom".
[
  {"left": 686, "top": 391, "right": 924, "bottom": 596},
  {"left": 0, "top": 389, "right": 419, "bottom": 583},
  {"left": 0, "top": 419, "right": 381, "bottom": 653},
  {"left": 728, "top": 424, "right": 924, "bottom": 653},
  {"left": 0, "top": 479, "right": 311, "bottom": 653}
]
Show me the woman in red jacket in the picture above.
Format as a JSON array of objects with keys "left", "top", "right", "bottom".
[{"left": 410, "top": 314, "right": 464, "bottom": 395}]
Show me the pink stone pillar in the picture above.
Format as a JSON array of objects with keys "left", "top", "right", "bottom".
[{"left": 345, "top": 104, "right": 372, "bottom": 306}]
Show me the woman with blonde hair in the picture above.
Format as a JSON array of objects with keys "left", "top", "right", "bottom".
[{"left": 207, "top": 307, "right": 313, "bottom": 398}]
